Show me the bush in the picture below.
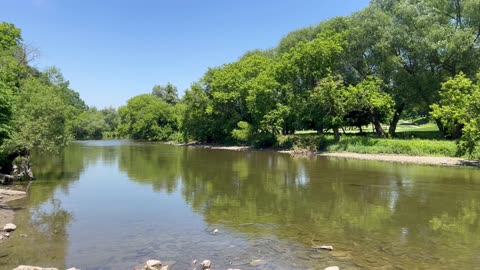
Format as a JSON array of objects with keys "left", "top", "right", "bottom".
[
  {"left": 231, "top": 121, "right": 253, "bottom": 144},
  {"left": 168, "top": 132, "right": 185, "bottom": 143}
]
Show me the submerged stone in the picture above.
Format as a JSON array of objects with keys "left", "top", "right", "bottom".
[
  {"left": 3, "top": 223, "right": 16, "bottom": 232},
  {"left": 249, "top": 259, "right": 267, "bottom": 266},
  {"left": 143, "top": 260, "right": 167, "bottom": 270},
  {"left": 200, "top": 259, "right": 211, "bottom": 269}
]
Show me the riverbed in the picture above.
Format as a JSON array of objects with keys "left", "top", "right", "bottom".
[{"left": 1, "top": 140, "right": 479, "bottom": 269}]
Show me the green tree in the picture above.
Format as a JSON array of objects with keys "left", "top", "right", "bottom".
[
  {"left": 431, "top": 72, "right": 480, "bottom": 156},
  {"left": 0, "top": 22, "right": 22, "bottom": 50},
  {"left": 0, "top": 81, "right": 13, "bottom": 145},
  {"left": 117, "top": 94, "right": 176, "bottom": 141},
  {"left": 180, "top": 83, "right": 214, "bottom": 142},
  {"left": 347, "top": 77, "right": 395, "bottom": 138},
  {"left": 100, "top": 107, "right": 120, "bottom": 132},
  {"left": 275, "top": 31, "right": 346, "bottom": 132},
  {"left": 71, "top": 108, "right": 108, "bottom": 140},
  {"left": 152, "top": 83, "right": 179, "bottom": 105},
  {"left": 310, "top": 75, "right": 348, "bottom": 141},
  {"left": 200, "top": 52, "right": 273, "bottom": 142},
  {"left": 3, "top": 77, "right": 73, "bottom": 155}
]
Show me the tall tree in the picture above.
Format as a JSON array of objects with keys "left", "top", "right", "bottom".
[
  {"left": 117, "top": 94, "right": 176, "bottom": 141},
  {"left": 152, "top": 83, "right": 179, "bottom": 105}
]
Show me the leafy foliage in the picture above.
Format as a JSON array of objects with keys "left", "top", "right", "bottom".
[
  {"left": 431, "top": 73, "right": 480, "bottom": 156},
  {"left": 117, "top": 94, "right": 176, "bottom": 141}
]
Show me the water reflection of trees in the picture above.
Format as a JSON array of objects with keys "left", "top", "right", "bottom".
[
  {"left": 117, "top": 143, "right": 480, "bottom": 268},
  {"left": 0, "top": 143, "right": 88, "bottom": 269},
  {"left": 117, "top": 143, "right": 183, "bottom": 193},
  {"left": 8, "top": 142, "right": 477, "bottom": 269}
]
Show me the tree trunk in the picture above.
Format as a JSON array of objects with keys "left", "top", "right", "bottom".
[
  {"left": 389, "top": 103, "right": 405, "bottom": 137},
  {"left": 372, "top": 114, "right": 387, "bottom": 138},
  {"left": 434, "top": 118, "right": 446, "bottom": 138},
  {"left": 451, "top": 123, "right": 464, "bottom": 140},
  {"left": 333, "top": 127, "right": 340, "bottom": 141}
]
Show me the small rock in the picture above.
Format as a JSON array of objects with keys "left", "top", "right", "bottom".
[
  {"left": 324, "top": 267, "right": 339, "bottom": 270},
  {"left": 20, "top": 234, "right": 28, "bottom": 237},
  {"left": 212, "top": 228, "right": 219, "bottom": 234},
  {"left": 12, "top": 266, "right": 58, "bottom": 270},
  {"left": 3, "top": 223, "right": 16, "bottom": 232},
  {"left": 249, "top": 259, "right": 266, "bottom": 266},
  {"left": 200, "top": 260, "right": 211, "bottom": 269},
  {"left": 319, "top": 245, "right": 333, "bottom": 251},
  {"left": 331, "top": 251, "right": 349, "bottom": 258},
  {"left": 66, "top": 268, "right": 80, "bottom": 270},
  {"left": 143, "top": 260, "right": 166, "bottom": 270},
  {"left": 192, "top": 259, "right": 197, "bottom": 265},
  {"left": 5, "top": 233, "right": 10, "bottom": 237}
]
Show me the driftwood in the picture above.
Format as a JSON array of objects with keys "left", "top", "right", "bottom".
[{"left": 0, "top": 173, "right": 15, "bottom": 180}]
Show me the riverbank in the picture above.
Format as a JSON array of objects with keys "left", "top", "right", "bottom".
[
  {"left": 180, "top": 143, "right": 479, "bottom": 167},
  {"left": 0, "top": 188, "right": 27, "bottom": 242},
  {"left": 314, "top": 152, "right": 479, "bottom": 167}
]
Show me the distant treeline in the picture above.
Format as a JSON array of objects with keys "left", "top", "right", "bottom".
[
  {"left": 2, "top": 0, "right": 480, "bottom": 161},
  {"left": 113, "top": 0, "right": 480, "bottom": 155}
]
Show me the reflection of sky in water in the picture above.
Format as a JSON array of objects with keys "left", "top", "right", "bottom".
[
  {"left": 295, "top": 164, "right": 309, "bottom": 186},
  {"left": 5, "top": 141, "right": 480, "bottom": 270}
]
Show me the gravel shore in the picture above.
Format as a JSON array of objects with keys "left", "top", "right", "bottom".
[
  {"left": 0, "top": 188, "right": 27, "bottom": 240},
  {"left": 315, "top": 152, "right": 479, "bottom": 167}
]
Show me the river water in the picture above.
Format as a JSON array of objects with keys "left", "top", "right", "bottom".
[{"left": 1, "top": 140, "right": 479, "bottom": 270}]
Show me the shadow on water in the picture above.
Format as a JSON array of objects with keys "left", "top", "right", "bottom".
[{"left": 2, "top": 140, "right": 480, "bottom": 269}]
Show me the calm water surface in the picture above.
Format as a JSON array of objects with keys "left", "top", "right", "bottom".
[{"left": 1, "top": 140, "right": 480, "bottom": 270}]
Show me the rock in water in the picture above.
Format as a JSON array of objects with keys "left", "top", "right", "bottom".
[
  {"left": 200, "top": 260, "right": 211, "bottom": 269},
  {"left": 143, "top": 260, "right": 167, "bottom": 270},
  {"left": 319, "top": 245, "right": 334, "bottom": 251},
  {"left": 249, "top": 259, "right": 267, "bottom": 266},
  {"left": 12, "top": 266, "right": 58, "bottom": 270},
  {"left": 324, "top": 266, "right": 340, "bottom": 270},
  {"left": 66, "top": 268, "right": 80, "bottom": 270},
  {"left": 3, "top": 223, "right": 16, "bottom": 232}
]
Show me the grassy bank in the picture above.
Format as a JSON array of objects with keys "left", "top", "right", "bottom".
[{"left": 276, "top": 134, "right": 480, "bottom": 159}]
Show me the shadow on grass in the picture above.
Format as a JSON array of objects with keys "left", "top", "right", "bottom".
[
  {"left": 395, "top": 130, "right": 443, "bottom": 140},
  {"left": 319, "top": 135, "right": 380, "bottom": 151}
]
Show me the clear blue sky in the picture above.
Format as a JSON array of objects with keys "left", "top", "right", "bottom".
[{"left": 1, "top": 0, "right": 370, "bottom": 108}]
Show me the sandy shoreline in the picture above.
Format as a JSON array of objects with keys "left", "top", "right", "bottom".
[
  {"left": 0, "top": 188, "right": 27, "bottom": 241},
  {"left": 314, "top": 152, "right": 479, "bottom": 167},
  {"left": 180, "top": 143, "right": 479, "bottom": 167}
]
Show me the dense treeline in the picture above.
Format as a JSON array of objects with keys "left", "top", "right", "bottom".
[
  {"left": 116, "top": 0, "right": 480, "bottom": 156},
  {"left": 2, "top": 0, "right": 480, "bottom": 163},
  {"left": 0, "top": 22, "right": 88, "bottom": 175}
]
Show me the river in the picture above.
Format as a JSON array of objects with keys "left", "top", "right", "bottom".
[{"left": 1, "top": 140, "right": 479, "bottom": 269}]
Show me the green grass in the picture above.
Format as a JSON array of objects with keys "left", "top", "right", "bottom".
[
  {"left": 281, "top": 121, "right": 480, "bottom": 159},
  {"left": 323, "top": 136, "right": 457, "bottom": 157},
  {"left": 277, "top": 134, "right": 460, "bottom": 157},
  {"left": 295, "top": 120, "right": 442, "bottom": 139},
  {"left": 395, "top": 122, "right": 442, "bottom": 140}
]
